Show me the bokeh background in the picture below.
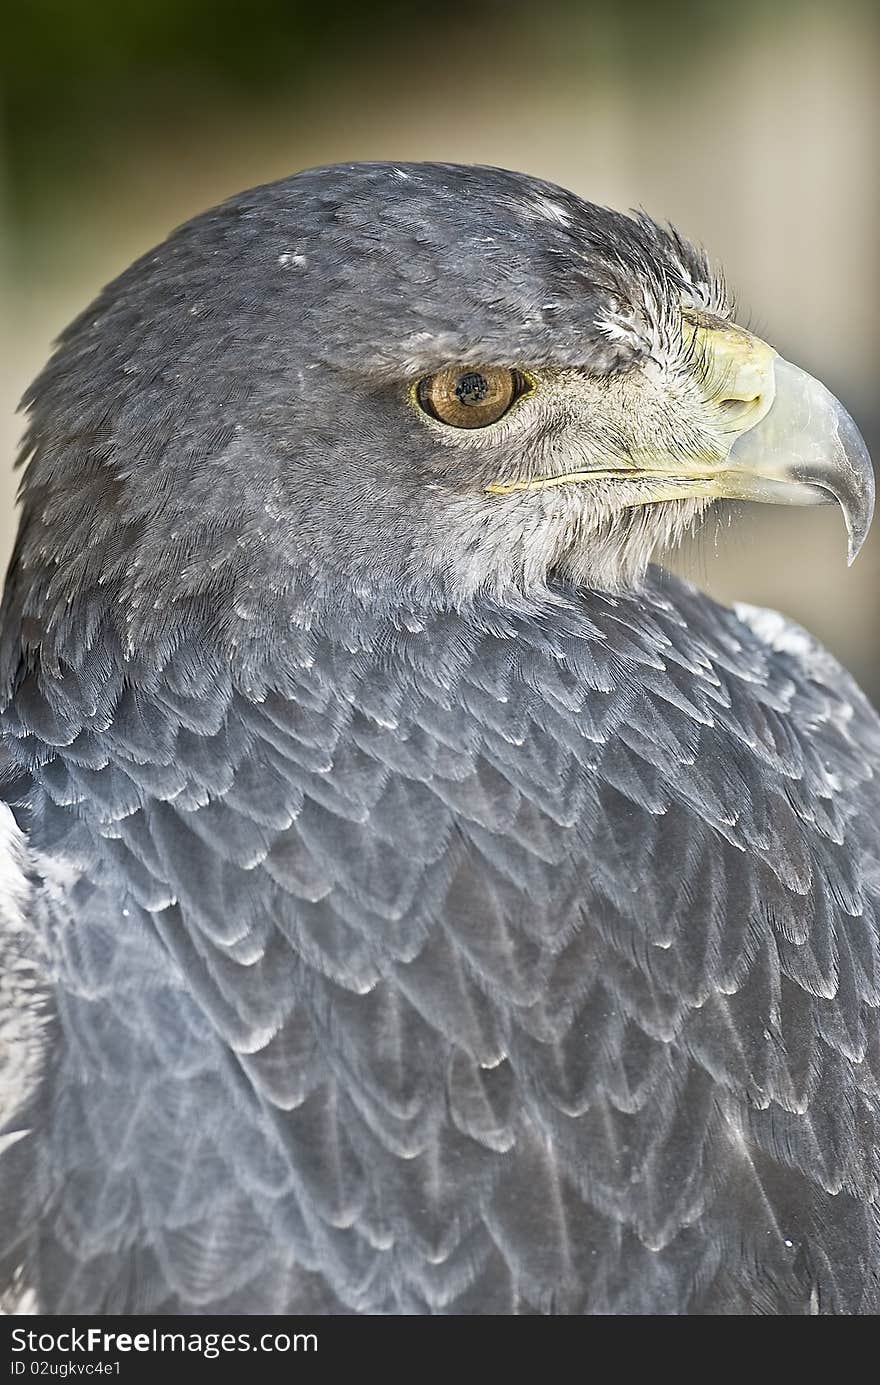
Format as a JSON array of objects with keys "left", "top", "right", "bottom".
[{"left": 2, "top": 0, "right": 877, "bottom": 692}]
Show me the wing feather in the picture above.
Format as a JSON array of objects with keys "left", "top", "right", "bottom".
[{"left": 3, "top": 575, "right": 880, "bottom": 1312}]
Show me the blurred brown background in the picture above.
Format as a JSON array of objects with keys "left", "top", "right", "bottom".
[{"left": 2, "top": 1, "right": 877, "bottom": 692}]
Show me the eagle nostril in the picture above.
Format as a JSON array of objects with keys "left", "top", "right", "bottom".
[{"left": 719, "top": 394, "right": 761, "bottom": 414}]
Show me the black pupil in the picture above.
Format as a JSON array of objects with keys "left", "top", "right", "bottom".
[{"left": 455, "top": 371, "right": 490, "bottom": 406}]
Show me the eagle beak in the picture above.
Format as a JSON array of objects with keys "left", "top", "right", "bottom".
[
  {"left": 486, "top": 318, "right": 874, "bottom": 563},
  {"left": 700, "top": 330, "right": 875, "bottom": 564}
]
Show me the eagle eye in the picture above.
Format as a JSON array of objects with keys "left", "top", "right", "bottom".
[{"left": 415, "top": 365, "right": 532, "bottom": 429}]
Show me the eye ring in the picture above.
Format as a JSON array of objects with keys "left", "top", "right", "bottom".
[{"left": 414, "top": 365, "right": 535, "bottom": 429}]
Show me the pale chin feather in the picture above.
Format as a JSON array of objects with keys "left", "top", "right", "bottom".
[
  {"left": 557, "top": 494, "right": 712, "bottom": 591},
  {"left": 412, "top": 488, "right": 711, "bottom": 605}
]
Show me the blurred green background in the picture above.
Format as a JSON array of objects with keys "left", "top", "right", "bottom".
[{"left": 2, "top": 0, "right": 877, "bottom": 691}]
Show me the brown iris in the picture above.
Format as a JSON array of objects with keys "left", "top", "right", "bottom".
[{"left": 415, "top": 365, "right": 529, "bottom": 428}]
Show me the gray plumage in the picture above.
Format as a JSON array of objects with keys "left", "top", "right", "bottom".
[{"left": 1, "top": 163, "right": 879, "bottom": 1314}]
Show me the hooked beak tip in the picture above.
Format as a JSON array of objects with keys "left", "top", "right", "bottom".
[{"left": 727, "top": 354, "right": 874, "bottom": 564}]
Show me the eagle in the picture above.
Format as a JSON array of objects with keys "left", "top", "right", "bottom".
[{"left": 0, "top": 162, "right": 877, "bottom": 1316}]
